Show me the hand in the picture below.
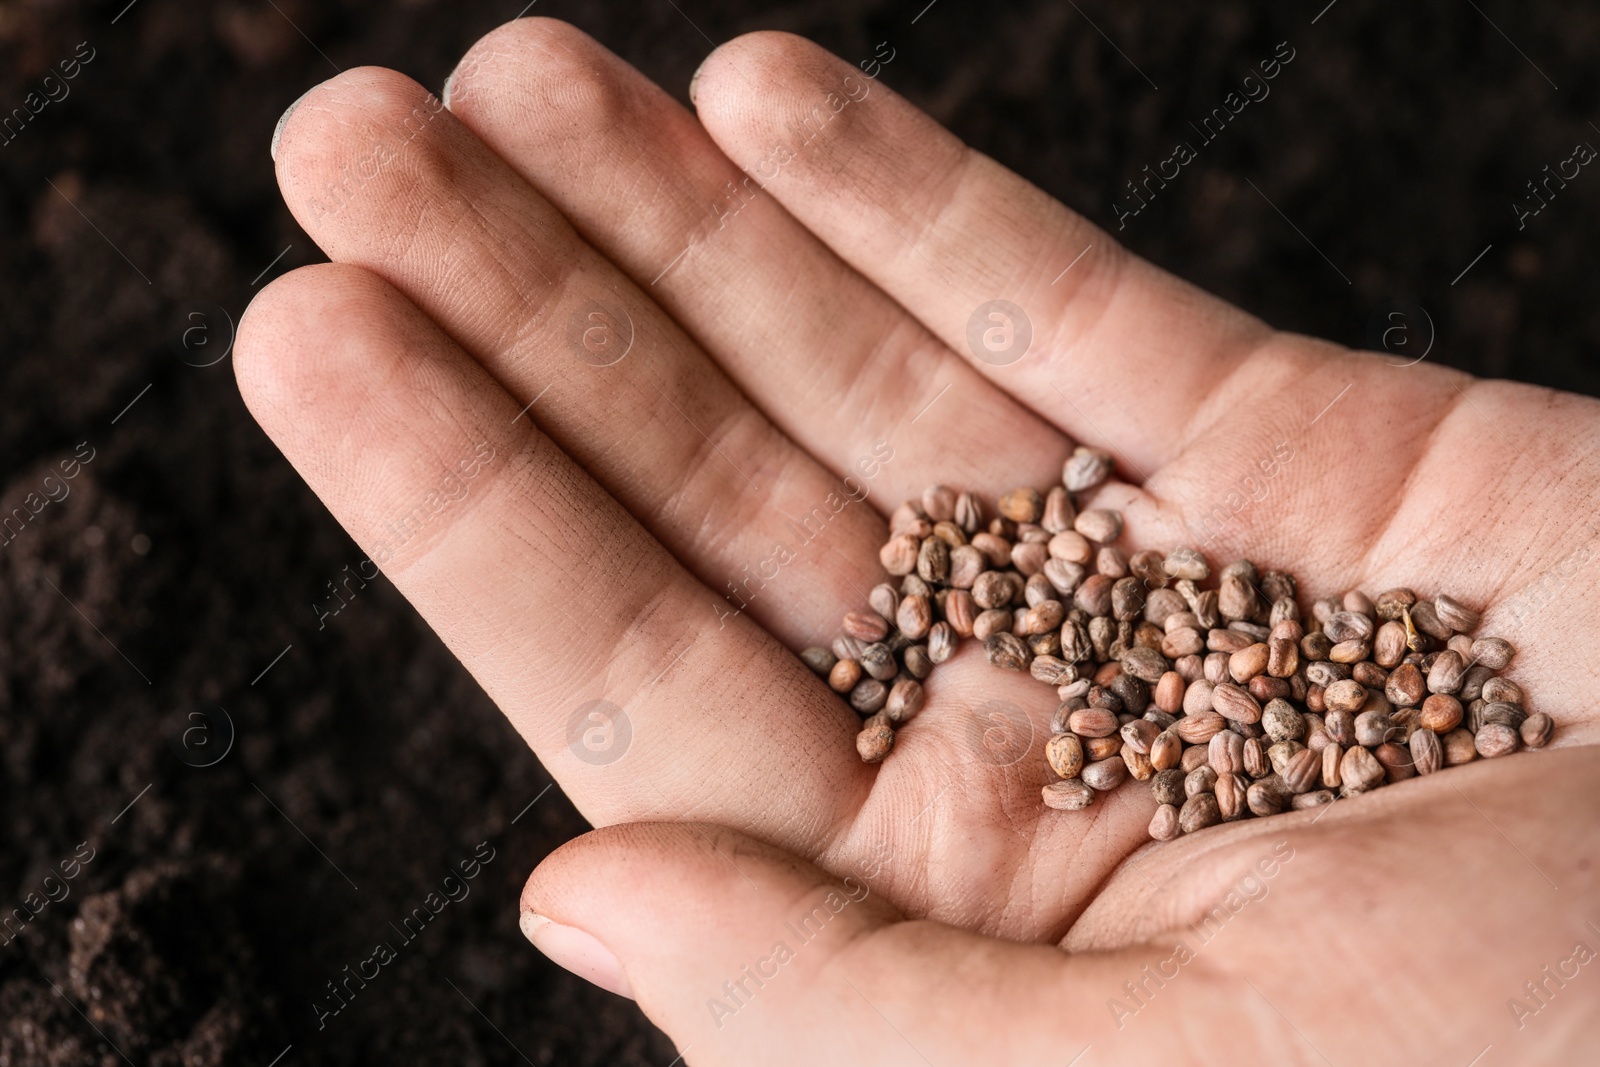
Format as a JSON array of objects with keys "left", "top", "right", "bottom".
[{"left": 242, "top": 19, "right": 1600, "bottom": 1065}]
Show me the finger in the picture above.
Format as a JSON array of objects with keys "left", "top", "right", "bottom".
[
  {"left": 270, "top": 66, "right": 892, "bottom": 650},
  {"left": 439, "top": 19, "right": 1073, "bottom": 502},
  {"left": 692, "top": 32, "right": 1276, "bottom": 475},
  {"left": 235, "top": 263, "right": 867, "bottom": 853},
  {"left": 519, "top": 821, "right": 1189, "bottom": 1067}
]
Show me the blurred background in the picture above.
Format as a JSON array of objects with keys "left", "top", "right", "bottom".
[{"left": 1, "top": 0, "right": 1595, "bottom": 1063}]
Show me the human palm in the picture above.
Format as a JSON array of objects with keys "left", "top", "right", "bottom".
[{"left": 243, "top": 19, "right": 1600, "bottom": 1065}]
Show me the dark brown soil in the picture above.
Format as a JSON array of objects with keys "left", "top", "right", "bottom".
[{"left": 2, "top": 1, "right": 1596, "bottom": 1063}]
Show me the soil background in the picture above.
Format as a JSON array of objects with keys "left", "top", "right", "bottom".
[{"left": 1, "top": 0, "right": 1597, "bottom": 1064}]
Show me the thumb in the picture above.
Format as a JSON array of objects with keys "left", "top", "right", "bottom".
[{"left": 518, "top": 822, "right": 1211, "bottom": 1066}]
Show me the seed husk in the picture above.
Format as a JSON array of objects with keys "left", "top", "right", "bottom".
[{"left": 1042, "top": 778, "right": 1095, "bottom": 810}]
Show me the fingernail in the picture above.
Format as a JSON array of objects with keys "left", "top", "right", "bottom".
[
  {"left": 521, "top": 912, "right": 635, "bottom": 1000},
  {"left": 271, "top": 86, "right": 315, "bottom": 163},
  {"left": 441, "top": 64, "right": 460, "bottom": 110},
  {"left": 688, "top": 50, "right": 713, "bottom": 106}
]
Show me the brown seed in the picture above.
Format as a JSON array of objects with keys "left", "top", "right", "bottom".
[
  {"left": 1480, "top": 701, "right": 1527, "bottom": 730},
  {"left": 828, "top": 658, "right": 862, "bottom": 693},
  {"left": 1150, "top": 767, "right": 1186, "bottom": 806},
  {"left": 1176, "top": 711, "right": 1227, "bottom": 745},
  {"left": 1081, "top": 756, "right": 1128, "bottom": 791},
  {"left": 1214, "top": 772, "right": 1248, "bottom": 820},
  {"left": 1074, "top": 508, "right": 1124, "bottom": 545},
  {"left": 801, "top": 647, "right": 837, "bottom": 676},
  {"left": 1179, "top": 792, "right": 1223, "bottom": 834},
  {"left": 914, "top": 537, "right": 949, "bottom": 585},
  {"left": 1085, "top": 735, "right": 1124, "bottom": 761},
  {"left": 1268, "top": 740, "right": 1306, "bottom": 776},
  {"left": 1074, "top": 574, "right": 1115, "bottom": 617},
  {"left": 894, "top": 595, "right": 931, "bottom": 640},
  {"left": 1480, "top": 676, "right": 1523, "bottom": 705},
  {"left": 850, "top": 678, "right": 889, "bottom": 715},
  {"left": 1339, "top": 745, "right": 1386, "bottom": 794},
  {"left": 1292, "top": 790, "right": 1336, "bottom": 811},
  {"left": 1164, "top": 548, "right": 1210, "bottom": 582},
  {"left": 1440, "top": 727, "right": 1478, "bottom": 765},
  {"left": 1218, "top": 572, "right": 1258, "bottom": 622},
  {"left": 1041, "top": 486, "right": 1076, "bottom": 534},
  {"left": 1162, "top": 627, "right": 1205, "bottom": 659},
  {"left": 1520, "top": 712, "right": 1553, "bottom": 748},
  {"left": 1120, "top": 646, "right": 1169, "bottom": 685},
  {"left": 1318, "top": 681, "right": 1369, "bottom": 713},
  {"left": 1433, "top": 594, "right": 1481, "bottom": 632},
  {"left": 1410, "top": 599, "right": 1453, "bottom": 640},
  {"left": 970, "top": 571, "right": 1011, "bottom": 611},
  {"left": 1323, "top": 708, "right": 1355, "bottom": 746},
  {"left": 880, "top": 533, "right": 920, "bottom": 576},
  {"left": 1254, "top": 700, "right": 1301, "bottom": 745},
  {"left": 1145, "top": 589, "right": 1188, "bottom": 626},
  {"left": 1212, "top": 683, "right": 1263, "bottom": 724},
  {"left": 1121, "top": 718, "right": 1161, "bottom": 755},
  {"left": 1283, "top": 748, "right": 1323, "bottom": 793},
  {"left": 1021, "top": 599, "right": 1066, "bottom": 636},
  {"left": 1148, "top": 803, "right": 1181, "bottom": 840},
  {"left": 1426, "top": 650, "right": 1466, "bottom": 695},
  {"left": 1111, "top": 577, "right": 1147, "bottom": 622},
  {"left": 1410, "top": 728, "right": 1443, "bottom": 775},
  {"left": 998, "top": 487, "right": 1044, "bottom": 524},
  {"left": 939, "top": 591, "right": 974, "bottom": 638},
  {"left": 856, "top": 713, "right": 895, "bottom": 762},
  {"left": 885, "top": 679, "right": 926, "bottom": 724},
  {"left": 1370, "top": 621, "right": 1408, "bottom": 668},
  {"left": 1046, "top": 530, "right": 1093, "bottom": 566},
  {"left": 1068, "top": 708, "right": 1119, "bottom": 738},
  {"left": 1247, "top": 779, "right": 1288, "bottom": 817},
  {"left": 918, "top": 485, "right": 955, "bottom": 522},
  {"left": 1385, "top": 663, "right": 1426, "bottom": 707},
  {"left": 1062, "top": 445, "right": 1114, "bottom": 492},
  {"left": 1267, "top": 637, "right": 1299, "bottom": 678},
  {"left": 1469, "top": 637, "right": 1515, "bottom": 670},
  {"left": 903, "top": 645, "right": 933, "bottom": 680},
  {"left": 1208, "top": 730, "right": 1246, "bottom": 776},
  {"left": 860, "top": 643, "right": 898, "bottom": 681},
  {"left": 1153, "top": 672, "right": 1186, "bottom": 714},
  {"left": 1243, "top": 737, "right": 1270, "bottom": 778},
  {"left": 943, "top": 544, "right": 985, "bottom": 589},
  {"left": 1180, "top": 743, "right": 1212, "bottom": 773},
  {"left": 1475, "top": 723, "right": 1520, "bottom": 758},
  {"left": 1046, "top": 733, "right": 1085, "bottom": 779},
  {"left": 890, "top": 499, "right": 927, "bottom": 533},
  {"left": 1374, "top": 741, "right": 1415, "bottom": 782},
  {"left": 1301, "top": 631, "right": 1334, "bottom": 661},
  {"left": 1321, "top": 742, "right": 1343, "bottom": 789},
  {"left": 1221, "top": 641, "right": 1267, "bottom": 681},
  {"left": 1375, "top": 587, "right": 1417, "bottom": 620},
  {"left": 931, "top": 520, "right": 967, "bottom": 549},
  {"left": 984, "top": 632, "right": 1031, "bottom": 672},
  {"left": 1328, "top": 639, "right": 1370, "bottom": 664},
  {"left": 1011, "top": 541, "right": 1048, "bottom": 577},
  {"left": 1324, "top": 611, "right": 1375, "bottom": 643},
  {"left": 1150, "top": 729, "right": 1183, "bottom": 771},
  {"left": 1418, "top": 694, "right": 1463, "bottom": 733},
  {"left": 1122, "top": 746, "right": 1156, "bottom": 781},
  {"left": 970, "top": 532, "right": 1013, "bottom": 569},
  {"left": 1354, "top": 710, "right": 1398, "bottom": 747},
  {"left": 1130, "top": 550, "right": 1169, "bottom": 590},
  {"left": 1043, "top": 560, "right": 1087, "bottom": 599},
  {"left": 1042, "top": 778, "right": 1096, "bottom": 810},
  {"left": 1029, "top": 655, "right": 1077, "bottom": 686},
  {"left": 1184, "top": 765, "right": 1218, "bottom": 797}
]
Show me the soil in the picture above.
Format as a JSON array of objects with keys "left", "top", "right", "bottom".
[{"left": 1, "top": 0, "right": 1596, "bottom": 1063}]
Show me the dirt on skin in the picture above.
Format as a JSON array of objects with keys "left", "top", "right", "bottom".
[{"left": 2, "top": 0, "right": 1597, "bottom": 1063}]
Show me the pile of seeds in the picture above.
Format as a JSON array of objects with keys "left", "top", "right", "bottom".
[{"left": 798, "top": 447, "right": 1554, "bottom": 841}]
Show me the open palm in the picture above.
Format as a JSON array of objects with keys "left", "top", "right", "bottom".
[{"left": 242, "top": 20, "right": 1600, "bottom": 1065}]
